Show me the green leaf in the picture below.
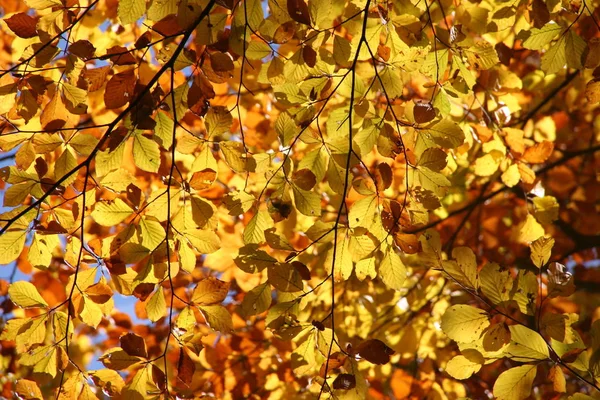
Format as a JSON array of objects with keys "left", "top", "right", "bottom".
[
  {"left": 441, "top": 305, "right": 490, "bottom": 343},
  {"left": 522, "top": 23, "right": 562, "bottom": 50},
  {"left": 506, "top": 325, "right": 550, "bottom": 362},
  {"left": 9, "top": 281, "right": 48, "bottom": 308},
  {"left": 0, "top": 230, "right": 27, "bottom": 264},
  {"left": 133, "top": 133, "right": 161, "bottom": 173},
  {"left": 146, "top": 287, "right": 166, "bottom": 322},
  {"left": 91, "top": 198, "right": 133, "bottom": 226},
  {"left": 245, "top": 41, "right": 272, "bottom": 60},
  {"left": 118, "top": 0, "right": 146, "bottom": 25},
  {"left": 493, "top": 364, "right": 537, "bottom": 400},
  {"left": 541, "top": 35, "right": 566, "bottom": 75},
  {"left": 147, "top": 0, "right": 177, "bottom": 22}
]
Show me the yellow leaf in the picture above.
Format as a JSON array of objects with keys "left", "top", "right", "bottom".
[
  {"left": 15, "top": 379, "right": 43, "bottom": 400},
  {"left": 133, "top": 133, "right": 161, "bottom": 173},
  {"left": 501, "top": 163, "right": 520, "bottom": 187},
  {"left": 0, "top": 230, "right": 27, "bottom": 264},
  {"left": 292, "top": 185, "right": 321, "bottom": 217},
  {"left": 379, "top": 249, "right": 406, "bottom": 290},
  {"left": 243, "top": 210, "right": 273, "bottom": 244},
  {"left": 355, "top": 256, "right": 377, "bottom": 281},
  {"left": 183, "top": 229, "right": 220, "bottom": 254},
  {"left": 192, "top": 277, "right": 230, "bottom": 305},
  {"left": 146, "top": 286, "right": 166, "bottom": 322},
  {"left": 506, "top": 325, "right": 549, "bottom": 362},
  {"left": 240, "top": 282, "right": 271, "bottom": 317},
  {"left": 442, "top": 246, "right": 478, "bottom": 290},
  {"left": 441, "top": 305, "right": 490, "bottom": 343},
  {"left": 474, "top": 153, "right": 499, "bottom": 176},
  {"left": 118, "top": 0, "right": 146, "bottom": 25},
  {"left": 493, "top": 364, "right": 537, "bottom": 400},
  {"left": 91, "top": 198, "right": 133, "bottom": 226},
  {"left": 533, "top": 196, "right": 559, "bottom": 224},
  {"left": 530, "top": 236, "right": 554, "bottom": 268},
  {"left": 445, "top": 352, "right": 483, "bottom": 380},
  {"left": 8, "top": 281, "right": 48, "bottom": 308},
  {"left": 518, "top": 214, "right": 545, "bottom": 243},
  {"left": 479, "top": 262, "right": 512, "bottom": 306},
  {"left": 199, "top": 304, "right": 233, "bottom": 333}
]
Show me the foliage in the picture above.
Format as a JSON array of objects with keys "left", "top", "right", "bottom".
[{"left": 0, "top": 0, "right": 599, "bottom": 398}]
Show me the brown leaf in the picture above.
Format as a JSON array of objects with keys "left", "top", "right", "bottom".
[
  {"left": 333, "top": 373, "right": 356, "bottom": 390},
  {"left": 5, "top": 13, "right": 38, "bottom": 38},
  {"left": 69, "top": 40, "right": 96, "bottom": 60},
  {"left": 153, "top": 15, "right": 183, "bottom": 37},
  {"left": 104, "top": 69, "right": 137, "bottom": 109},
  {"left": 303, "top": 46, "right": 317, "bottom": 68},
  {"left": 274, "top": 21, "right": 296, "bottom": 44},
  {"left": 85, "top": 281, "right": 113, "bottom": 304},
  {"left": 414, "top": 102, "right": 436, "bottom": 124},
  {"left": 120, "top": 332, "right": 148, "bottom": 358},
  {"left": 287, "top": 0, "right": 311, "bottom": 25},
  {"left": 482, "top": 322, "right": 511, "bottom": 352},
  {"left": 135, "top": 31, "right": 153, "bottom": 50},
  {"left": 523, "top": 140, "right": 554, "bottom": 164},
  {"left": 79, "top": 66, "right": 110, "bottom": 92},
  {"left": 561, "top": 348, "right": 584, "bottom": 363},
  {"left": 189, "top": 168, "right": 217, "bottom": 190},
  {"left": 393, "top": 232, "right": 420, "bottom": 254},
  {"left": 585, "top": 79, "right": 600, "bottom": 104},
  {"left": 356, "top": 339, "right": 395, "bottom": 365},
  {"left": 102, "top": 45, "right": 136, "bottom": 65},
  {"left": 292, "top": 168, "right": 317, "bottom": 191},
  {"left": 177, "top": 347, "right": 195, "bottom": 386},
  {"left": 210, "top": 51, "right": 234, "bottom": 72},
  {"left": 133, "top": 283, "right": 156, "bottom": 301},
  {"left": 291, "top": 261, "right": 311, "bottom": 280},
  {"left": 375, "top": 162, "right": 393, "bottom": 191}
]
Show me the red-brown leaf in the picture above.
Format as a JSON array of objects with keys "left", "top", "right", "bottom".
[
  {"left": 104, "top": 69, "right": 137, "bottom": 109},
  {"left": 120, "top": 333, "right": 148, "bottom": 358},
  {"left": 356, "top": 339, "right": 395, "bottom": 365},
  {"left": 5, "top": 13, "right": 37, "bottom": 38},
  {"left": 287, "top": 0, "right": 311, "bottom": 25}
]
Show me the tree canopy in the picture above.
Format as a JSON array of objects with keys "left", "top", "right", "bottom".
[{"left": 0, "top": 0, "right": 600, "bottom": 398}]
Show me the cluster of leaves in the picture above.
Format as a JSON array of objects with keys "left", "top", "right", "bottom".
[{"left": 0, "top": 0, "right": 599, "bottom": 398}]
